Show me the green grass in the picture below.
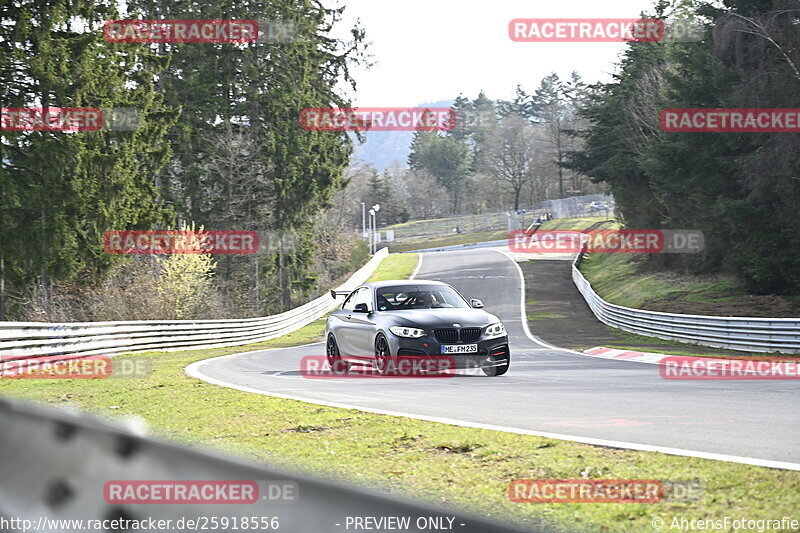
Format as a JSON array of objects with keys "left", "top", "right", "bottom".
[
  {"left": 539, "top": 217, "right": 618, "bottom": 231},
  {"left": 2, "top": 251, "right": 799, "bottom": 532},
  {"left": 527, "top": 312, "right": 566, "bottom": 320},
  {"left": 367, "top": 253, "right": 419, "bottom": 282},
  {"left": 579, "top": 253, "right": 683, "bottom": 309},
  {"left": 2, "top": 329, "right": 799, "bottom": 532},
  {"left": 579, "top": 253, "right": 743, "bottom": 310}
]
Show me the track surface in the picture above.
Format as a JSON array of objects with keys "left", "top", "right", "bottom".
[{"left": 190, "top": 249, "right": 800, "bottom": 468}]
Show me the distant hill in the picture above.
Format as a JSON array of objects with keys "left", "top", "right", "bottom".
[{"left": 352, "top": 100, "right": 454, "bottom": 171}]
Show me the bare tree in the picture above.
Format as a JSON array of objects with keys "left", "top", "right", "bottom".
[
  {"left": 623, "top": 65, "right": 668, "bottom": 157},
  {"left": 481, "top": 114, "right": 539, "bottom": 211},
  {"left": 325, "top": 160, "right": 374, "bottom": 230},
  {"left": 198, "top": 123, "right": 274, "bottom": 230},
  {"left": 402, "top": 170, "right": 450, "bottom": 220},
  {"left": 197, "top": 123, "right": 272, "bottom": 314},
  {"left": 715, "top": 9, "right": 800, "bottom": 82}
]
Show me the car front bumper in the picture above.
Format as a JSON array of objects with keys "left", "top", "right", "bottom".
[{"left": 386, "top": 334, "right": 510, "bottom": 370}]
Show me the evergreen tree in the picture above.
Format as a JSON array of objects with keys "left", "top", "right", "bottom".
[
  {"left": 408, "top": 134, "right": 471, "bottom": 214},
  {"left": 1, "top": 0, "right": 177, "bottom": 319}
]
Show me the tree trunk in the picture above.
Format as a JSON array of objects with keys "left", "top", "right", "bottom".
[
  {"left": 0, "top": 256, "right": 5, "bottom": 321},
  {"left": 280, "top": 234, "right": 291, "bottom": 310},
  {"left": 252, "top": 252, "right": 260, "bottom": 316}
]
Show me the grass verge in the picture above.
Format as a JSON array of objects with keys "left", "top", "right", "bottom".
[
  {"left": 383, "top": 213, "right": 507, "bottom": 238},
  {"left": 539, "top": 216, "right": 617, "bottom": 231},
  {"left": 387, "top": 230, "right": 506, "bottom": 253},
  {"left": 367, "top": 253, "right": 419, "bottom": 282},
  {"left": 578, "top": 253, "right": 732, "bottom": 310},
  {"left": 578, "top": 239, "right": 798, "bottom": 317},
  {"left": 2, "top": 252, "right": 799, "bottom": 532}
]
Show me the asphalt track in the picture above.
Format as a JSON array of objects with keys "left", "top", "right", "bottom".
[{"left": 188, "top": 248, "right": 800, "bottom": 470}]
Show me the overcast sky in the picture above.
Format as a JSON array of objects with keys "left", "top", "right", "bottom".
[{"left": 333, "top": 0, "right": 659, "bottom": 106}]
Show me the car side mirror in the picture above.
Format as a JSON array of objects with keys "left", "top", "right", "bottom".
[
  {"left": 353, "top": 303, "right": 370, "bottom": 313},
  {"left": 470, "top": 299, "right": 484, "bottom": 308}
]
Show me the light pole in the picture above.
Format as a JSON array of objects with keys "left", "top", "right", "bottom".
[
  {"left": 368, "top": 209, "right": 375, "bottom": 253},
  {"left": 361, "top": 202, "right": 366, "bottom": 240},
  {"left": 371, "top": 204, "right": 380, "bottom": 253}
]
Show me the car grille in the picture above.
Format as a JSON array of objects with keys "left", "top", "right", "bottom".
[
  {"left": 433, "top": 328, "right": 482, "bottom": 343},
  {"left": 460, "top": 328, "right": 482, "bottom": 342},
  {"left": 433, "top": 329, "right": 458, "bottom": 343}
]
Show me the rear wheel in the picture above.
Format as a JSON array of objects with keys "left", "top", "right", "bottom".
[
  {"left": 326, "top": 334, "right": 350, "bottom": 374},
  {"left": 374, "top": 334, "right": 395, "bottom": 375}
]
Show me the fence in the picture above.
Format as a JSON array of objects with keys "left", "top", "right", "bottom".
[
  {"left": 0, "top": 248, "right": 389, "bottom": 367},
  {"left": 541, "top": 194, "right": 614, "bottom": 219},
  {"left": 572, "top": 252, "right": 800, "bottom": 353}
]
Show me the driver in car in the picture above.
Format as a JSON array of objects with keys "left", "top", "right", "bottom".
[{"left": 420, "top": 292, "right": 438, "bottom": 308}]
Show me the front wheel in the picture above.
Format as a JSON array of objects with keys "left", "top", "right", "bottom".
[
  {"left": 326, "top": 334, "right": 350, "bottom": 374},
  {"left": 374, "top": 334, "right": 396, "bottom": 376}
]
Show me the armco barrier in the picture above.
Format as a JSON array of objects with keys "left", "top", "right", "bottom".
[
  {"left": 572, "top": 252, "right": 800, "bottom": 353},
  {"left": 0, "top": 248, "right": 388, "bottom": 365},
  {"left": 0, "top": 399, "right": 536, "bottom": 533}
]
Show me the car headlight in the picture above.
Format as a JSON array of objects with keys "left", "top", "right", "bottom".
[
  {"left": 389, "top": 326, "right": 426, "bottom": 338},
  {"left": 485, "top": 322, "right": 506, "bottom": 337}
]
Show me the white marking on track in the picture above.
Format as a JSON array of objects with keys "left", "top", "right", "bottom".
[
  {"left": 183, "top": 248, "right": 800, "bottom": 472},
  {"left": 186, "top": 351, "right": 800, "bottom": 471}
]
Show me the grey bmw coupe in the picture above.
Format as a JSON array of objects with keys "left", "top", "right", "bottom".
[{"left": 325, "top": 280, "right": 510, "bottom": 376}]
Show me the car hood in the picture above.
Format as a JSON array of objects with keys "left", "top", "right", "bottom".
[{"left": 384, "top": 308, "right": 500, "bottom": 328}]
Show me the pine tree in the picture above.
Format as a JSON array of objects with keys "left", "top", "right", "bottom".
[{"left": 1, "top": 0, "right": 177, "bottom": 319}]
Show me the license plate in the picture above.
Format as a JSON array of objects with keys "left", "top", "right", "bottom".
[{"left": 441, "top": 344, "right": 478, "bottom": 354}]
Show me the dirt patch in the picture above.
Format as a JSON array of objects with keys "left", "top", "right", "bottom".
[
  {"left": 434, "top": 443, "right": 482, "bottom": 454},
  {"left": 283, "top": 425, "right": 331, "bottom": 433}
]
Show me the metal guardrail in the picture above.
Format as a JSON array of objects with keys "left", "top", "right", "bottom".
[
  {"left": 0, "top": 399, "right": 537, "bottom": 533},
  {"left": 0, "top": 248, "right": 389, "bottom": 365},
  {"left": 572, "top": 252, "right": 800, "bottom": 353}
]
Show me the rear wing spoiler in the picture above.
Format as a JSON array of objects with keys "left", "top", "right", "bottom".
[{"left": 330, "top": 290, "right": 351, "bottom": 299}]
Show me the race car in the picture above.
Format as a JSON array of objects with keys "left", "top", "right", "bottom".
[{"left": 325, "top": 280, "right": 510, "bottom": 376}]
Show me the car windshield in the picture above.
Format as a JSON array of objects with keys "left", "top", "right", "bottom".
[{"left": 375, "top": 286, "right": 470, "bottom": 310}]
